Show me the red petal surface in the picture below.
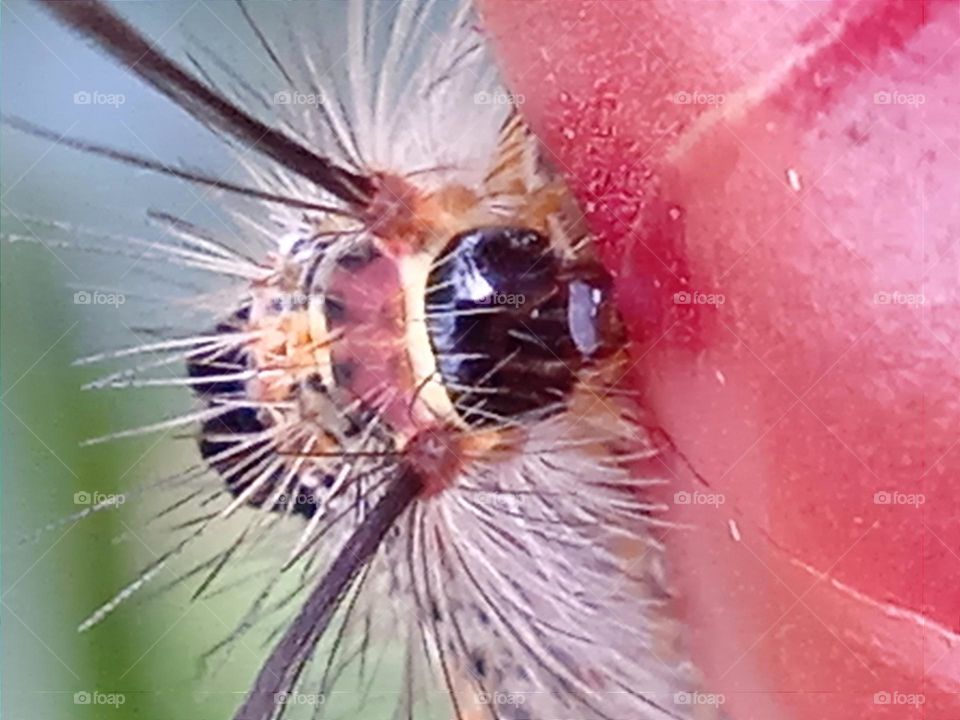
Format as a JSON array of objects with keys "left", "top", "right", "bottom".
[{"left": 481, "top": 1, "right": 960, "bottom": 718}]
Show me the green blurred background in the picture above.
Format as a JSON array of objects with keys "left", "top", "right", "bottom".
[{"left": 2, "top": 2, "right": 278, "bottom": 716}]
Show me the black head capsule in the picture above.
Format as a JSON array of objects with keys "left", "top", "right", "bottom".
[{"left": 425, "top": 226, "right": 621, "bottom": 426}]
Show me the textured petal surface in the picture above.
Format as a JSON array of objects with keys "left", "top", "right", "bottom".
[{"left": 482, "top": 2, "right": 960, "bottom": 718}]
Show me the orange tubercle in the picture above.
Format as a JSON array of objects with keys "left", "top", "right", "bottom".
[{"left": 365, "top": 172, "right": 480, "bottom": 257}]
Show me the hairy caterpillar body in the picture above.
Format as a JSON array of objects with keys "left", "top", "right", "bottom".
[{"left": 4, "top": 2, "right": 714, "bottom": 719}]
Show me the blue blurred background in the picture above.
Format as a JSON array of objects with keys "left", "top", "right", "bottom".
[{"left": 2, "top": 2, "right": 419, "bottom": 718}]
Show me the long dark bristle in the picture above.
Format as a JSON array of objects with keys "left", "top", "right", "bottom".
[
  {"left": 234, "top": 466, "right": 422, "bottom": 720},
  {"left": 36, "top": 0, "right": 374, "bottom": 208},
  {"left": 3, "top": 116, "right": 357, "bottom": 218}
]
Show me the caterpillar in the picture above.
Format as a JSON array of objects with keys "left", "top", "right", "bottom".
[{"left": 4, "top": 2, "right": 715, "bottom": 719}]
